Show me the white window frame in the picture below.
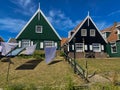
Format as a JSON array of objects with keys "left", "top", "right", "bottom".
[
  {"left": 40, "top": 42, "right": 43, "bottom": 49},
  {"left": 75, "top": 43, "right": 83, "bottom": 52},
  {"left": 22, "top": 39, "right": 30, "bottom": 47},
  {"left": 44, "top": 41, "right": 54, "bottom": 47},
  {"left": 111, "top": 42, "right": 117, "bottom": 53},
  {"left": 90, "top": 29, "right": 95, "bottom": 36},
  {"left": 81, "top": 29, "right": 87, "bottom": 36},
  {"left": 35, "top": 25, "right": 43, "bottom": 33},
  {"left": 92, "top": 43, "right": 101, "bottom": 52},
  {"left": 18, "top": 41, "right": 21, "bottom": 47}
]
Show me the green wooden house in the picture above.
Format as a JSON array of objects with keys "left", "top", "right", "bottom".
[
  {"left": 101, "top": 22, "right": 120, "bottom": 57},
  {"left": 16, "top": 7, "right": 61, "bottom": 50}
]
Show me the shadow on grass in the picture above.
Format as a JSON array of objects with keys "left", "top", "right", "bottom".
[
  {"left": 16, "top": 59, "right": 43, "bottom": 70},
  {"left": 48, "top": 60, "right": 63, "bottom": 65}
]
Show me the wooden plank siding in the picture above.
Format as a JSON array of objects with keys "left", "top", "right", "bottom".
[
  {"left": 16, "top": 9, "right": 61, "bottom": 50},
  {"left": 67, "top": 15, "right": 107, "bottom": 58}
]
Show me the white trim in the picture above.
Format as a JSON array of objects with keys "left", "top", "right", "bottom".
[
  {"left": 22, "top": 39, "right": 31, "bottom": 47},
  {"left": 85, "top": 45, "right": 87, "bottom": 50},
  {"left": 35, "top": 25, "right": 43, "bottom": 33},
  {"left": 90, "top": 29, "right": 95, "bottom": 36},
  {"left": 111, "top": 42, "right": 117, "bottom": 53},
  {"left": 81, "top": 29, "right": 87, "bottom": 36},
  {"left": 68, "top": 15, "right": 107, "bottom": 43},
  {"left": 18, "top": 41, "right": 21, "bottom": 47},
  {"left": 40, "top": 9, "right": 61, "bottom": 40},
  {"left": 90, "top": 45, "right": 92, "bottom": 50},
  {"left": 55, "top": 42, "right": 57, "bottom": 47},
  {"left": 7, "top": 37, "right": 11, "bottom": 43},
  {"left": 16, "top": 8, "right": 61, "bottom": 40},
  {"left": 31, "top": 41, "right": 33, "bottom": 46},
  {"left": 40, "top": 42, "right": 43, "bottom": 48},
  {"left": 67, "top": 44, "right": 69, "bottom": 52},
  {"left": 68, "top": 16, "right": 88, "bottom": 42},
  {"left": 101, "top": 45, "right": 104, "bottom": 50},
  {"left": 89, "top": 16, "right": 107, "bottom": 43},
  {"left": 75, "top": 43, "right": 83, "bottom": 52},
  {"left": 92, "top": 43, "right": 101, "bottom": 52},
  {"left": 72, "top": 45, "right": 74, "bottom": 50}
]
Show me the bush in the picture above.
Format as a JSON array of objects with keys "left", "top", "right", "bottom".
[
  {"left": 60, "top": 51, "right": 65, "bottom": 57},
  {"left": 33, "top": 53, "right": 45, "bottom": 60}
]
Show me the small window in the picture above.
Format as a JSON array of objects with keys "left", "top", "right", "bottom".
[
  {"left": 90, "top": 29, "right": 95, "bottom": 36},
  {"left": 36, "top": 25, "right": 43, "bottom": 33},
  {"left": 111, "top": 43, "right": 117, "bottom": 53},
  {"left": 75, "top": 43, "right": 83, "bottom": 52},
  {"left": 22, "top": 40, "right": 30, "bottom": 47},
  {"left": 81, "top": 29, "right": 87, "bottom": 36},
  {"left": 44, "top": 41, "right": 54, "bottom": 47},
  {"left": 92, "top": 43, "right": 101, "bottom": 52}
]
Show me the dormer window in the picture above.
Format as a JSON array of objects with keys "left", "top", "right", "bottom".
[
  {"left": 81, "top": 29, "right": 87, "bottom": 36},
  {"left": 36, "top": 25, "right": 43, "bottom": 33},
  {"left": 90, "top": 29, "right": 95, "bottom": 36}
]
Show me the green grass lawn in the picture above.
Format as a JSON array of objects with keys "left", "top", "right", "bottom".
[
  {"left": 76, "top": 58, "right": 120, "bottom": 74},
  {"left": 0, "top": 56, "right": 120, "bottom": 89},
  {"left": 0, "top": 56, "right": 84, "bottom": 89},
  {"left": 77, "top": 58, "right": 120, "bottom": 89}
]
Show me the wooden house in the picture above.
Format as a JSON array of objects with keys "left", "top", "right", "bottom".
[
  {"left": 66, "top": 14, "right": 107, "bottom": 58},
  {"left": 101, "top": 22, "right": 120, "bottom": 57},
  {"left": 16, "top": 7, "right": 61, "bottom": 50}
]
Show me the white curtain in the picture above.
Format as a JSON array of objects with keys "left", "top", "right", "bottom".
[
  {"left": 20, "top": 44, "right": 37, "bottom": 55},
  {"left": 1, "top": 42, "right": 18, "bottom": 56}
]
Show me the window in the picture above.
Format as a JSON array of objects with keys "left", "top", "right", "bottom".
[
  {"left": 92, "top": 43, "right": 101, "bottom": 52},
  {"left": 75, "top": 43, "right": 83, "bottom": 52},
  {"left": 90, "top": 29, "right": 95, "bottom": 36},
  {"left": 22, "top": 40, "right": 30, "bottom": 47},
  {"left": 111, "top": 43, "right": 117, "bottom": 53},
  {"left": 81, "top": 29, "right": 87, "bottom": 36},
  {"left": 35, "top": 25, "right": 43, "bottom": 33},
  {"left": 44, "top": 41, "right": 54, "bottom": 47}
]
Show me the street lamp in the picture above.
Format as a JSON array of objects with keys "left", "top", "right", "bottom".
[{"left": 73, "top": 37, "right": 76, "bottom": 73}]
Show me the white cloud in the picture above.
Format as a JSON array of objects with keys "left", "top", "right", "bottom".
[
  {"left": 47, "top": 10, "right": 80, "bottom": 32},
  {"left": 11, "top": 0, "right": 36, "bottom": 16},
  {"left": 108, "top": 10, "right": 120, "bottom": 16},
  {"left": 96, "top": 21, "right": 111, "bottom": 30},
  {"left": 0, "top": 18, "right": 26, "bottom": 33}
]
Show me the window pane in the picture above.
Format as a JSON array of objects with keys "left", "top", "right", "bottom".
[
  {"left": 111, "top": 43, "right": 117, "bottom": 53},
  {"left": 92, "top": 43, "right": 100, "bottom": 52},
  {"left": 90, "top": 29, "right": 95, "bottom": 36},
  {"left": 81, "top": 29, "right": 87, "bottom": 36},
  {"left": 22, "top": 40, "right": 30, "bottom": 47},
  {"left": 44, "top": 41, "right": 54, "bottom": 47},
  {"left": 75, "top": 43, "right": 83, "bottom": 52},
  {"left": 36, "top": 25, "right": 43, "bottom": 33}
]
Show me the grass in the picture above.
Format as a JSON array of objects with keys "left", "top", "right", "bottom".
[
  {"left": 77, "top": 58, "right": 120, "bottom": 89},
  {"left": 0, "top": 56, "right": 84, "bottom": 89},
  {"left": 76, "top": 58, "right": 120, "bottom": 74},
  {"left": 1, "top": 54, "right": 120, "bottom": 89}
]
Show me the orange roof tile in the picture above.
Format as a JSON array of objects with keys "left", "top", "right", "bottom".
[
  {"left": 102, "top": 22, "right": 118, "bottom": 42},
  {"left": 61, "top": 38, "right": 68, "bottom": 46}
]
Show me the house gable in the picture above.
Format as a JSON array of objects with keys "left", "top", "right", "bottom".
[
  {"left": 69, "top": 16, "right": 107, "bottom": 44},
  {"left": 16, "top": 9, "right": 61, "bottom": 41}
]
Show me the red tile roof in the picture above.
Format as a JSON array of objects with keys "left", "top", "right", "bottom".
[
  {"left": 101, "top": 22, "right": 118, "bottom": 42},
  {"left": 61, "top": 38, "right": 69, "bottom": 46}
]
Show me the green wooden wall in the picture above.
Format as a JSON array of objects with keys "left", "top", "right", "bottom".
[
  {"left": 16, "top": 11, "right": 61, "bottom": 50},
  {"left": 106, "top": 41, "right": 120, "bottom": 57}
]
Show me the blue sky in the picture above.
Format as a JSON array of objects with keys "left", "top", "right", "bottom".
[{"left": 0, "top": 0, "right": 120, "bottom": 41}]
